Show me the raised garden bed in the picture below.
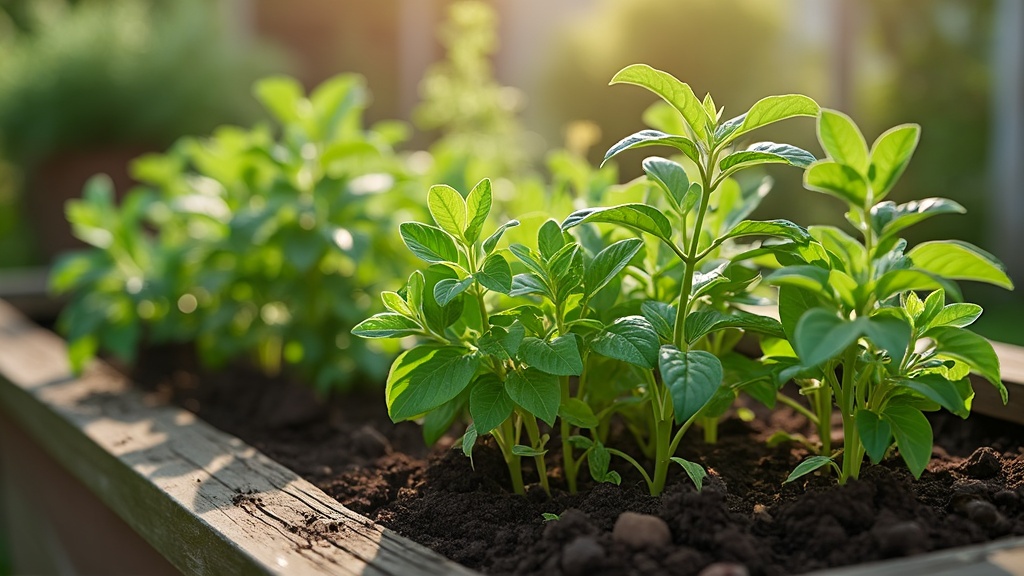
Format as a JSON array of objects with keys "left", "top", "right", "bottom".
[{"left": 3, "top": 297, "right": 1024, "bottom": 575}]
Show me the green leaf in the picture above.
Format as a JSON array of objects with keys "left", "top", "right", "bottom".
[
  {"left": 518, "top": 336, "right": 584, "bottom": 376},
  {"left": 477, "top": 322, "right": 525, "bottom": 360},
  {"left": 804, "top": 161, "right": 868, "bottom": 206},
  {"left": 542, "top": 513, "right": 561, "bottom": 522},
  {"left": 561, "top": 204, "right": 674, "bottom": 244},
  {"left": 685, "top": 309, "right": 785, "bottom": 345},
  {"left": 505, "top": 368, "right": 561, "bottom": 426},
  {"left": 641, "top": 301, "right": 676, "bottom": 341},
  {"left": 927, "top": 327, "right": 1004, "bottom": 401},
  {"left": 670, "top": 457, "right": 708, "bottom": 491},
  {"left": 482, "top": 220, "right": 520, "bottom": 254},
  {"left": 470, "top": 374, "right": 514, "bottom": 434},
  {"left": 509, "top": 244, "right": 548, "bottom": 278},
  {"left": 68, "top": 335, "right": 99, "bottom": 375},
  {"left": 659, "top": 346, "right": 723, "bottom": 425},
  {"left": 476, "top": 253, "right": 513, "bottom": 294},
  {"left": 727, "top": 94, "right": 819, "bottom": 143},
  {"left": 434, "top": 277, "right": 474, "bottom": 307},
  {"left": 386, "top": 346, "right": 480, "bottom": 422},
  {"left": 642, "top": 157, "right": 691, "bottom": 213},
  {"left": 778, "top": 286, "right": 821, "bottom": 342},
  {"left": 407, "top": 271, "right": 425, "bottom": 315},
  {"left": 793, "top": 309, "right": 865, "bottom": 367},
  {"left": 381, "top": 291, "right": 416, "bottom": 318},
  {"left": 873, "top": 270, "right": 950, "bottom": 302},
  {"left": 908, "top": 241, "right": 1013, "bottom": 290},
  {"left": 352, "top": 313, "right": 422, "bottom": 339},
  {"left": 869, "top": 124, "right": 920, "bottom": 200},
  {"left": 863, "top": 315, "right": 912, "bottom": 360},
  {"left": 856, "top": 409, "right": 892, "bottom": 464},
  {"left": 465, "top": 179, "right": 492, "bottom": 243},
  {"left": 929, "top": 303, "right": 983, "bottom": 329},
  {"left": 871, "top": 198, "right": 965, "bottom": 241},
  {"left": 610, "top": 64, "right": 711, "bottom": 141},
  {"left": 253, "top": 76, "right": 305, "bottom": 124},
  {"left": 604, "top": 130, "right": 699, "bottom": 166},
  {"left": 766, "top": 265, "right": 831, "bottom": 294},
  {"left": 690, "top": 263, "right": 730, "bottom": 300},
  {"left": 785, "top": 456, "right": 838, "bottom": 483},
  {"left": 512, "top": 445, "right": 547, "bottom": 457},
  {"left": 900, "top": 374, "right": 973, "bottom": 418},
  {"left": 400, "top": 222, "right": 459, "bottom": 263},
  {"left": 427, "top": 184, "right": 467, "bottom": 238},
  {"left": 718, "top": 219, "right": 811, "bottom": 245},
  {"left": 591, "top": 316, "right": 660, "bottom": 369},
  {"left": 461, "top": 423, "right": 478, "bottom": 462},
  {"left": 538, "top": 219, "right": 567, "bottom": 261},
  {"left": 719, "top": 142, "right": 816, "bottom": 173},
  {"left": 423, "top": 396, "right": 464, "bottom": 446},
  {"left": 510, "top": 273, "right": 552, "bottom": 299},
  {"left": 587, "top": 441, "right": 620, "bottom": 484},
  {"left": 817, "top": 109, "right": 869, "bottom": 173},
  {"left": 882, "top": 405, "right": 933, "bottom": 478},
  {"left": 810, "top": 225, "right": 866, "bottom": 278},
  {"left": 559, "top": 398, "right": 599, "bottom": 429},
  {"left": 585, "top": 238, "right": 644, "bottom": 298}
]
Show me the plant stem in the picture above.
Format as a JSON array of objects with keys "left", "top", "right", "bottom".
[
  {"left": 776, "top": 391, "right": 820, "bottom": 425},
  {"left": 702, "top": 417, "right": 718, "bottom": 443},
  {"left": 815, "top": 384, "right": 833, "bottom": 455},
  {"left": 838, "top": 347, "right": 863, "bottom": 483},
  {"left": 672, "top": 159, "right": 716, "bottom": 348},
  {"left": 498, "top": 418, "right": 525, "bottom": 495},
  {"left": 522, "top": 414, "right": 551, "bottom": 495},
  {"left": 607, "top": 448, "right": 655, "bottom": 491}
]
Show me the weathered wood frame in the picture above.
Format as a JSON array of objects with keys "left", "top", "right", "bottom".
[{"left": 1, "top": 297, "right": 1023, "bottom": 575}]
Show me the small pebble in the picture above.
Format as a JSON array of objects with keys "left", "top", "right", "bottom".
[
  {"left": 561, "top": 537, "right": 604, "bottom": 576},
  {"left": 993, "top": 490, "right": 1019, "bottom": 509},
  {"left": 612, "top": 512, "right": 671, "bottom": 549},
  {"left": 964, "top": 500, "right": 1002, "bottom": 527},
  {"left": 962, "top": 447, "right": 1002, "bottom": 479},
  {"left": 874, "top": 521, "right": 926, "bottom": 557},
  {"left": 698, "top": 562, "right": 750, "bottom": 576}
]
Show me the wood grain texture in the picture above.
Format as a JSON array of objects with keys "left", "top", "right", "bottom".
[{"left": 0, "top": 300, "right": 478, "bottom": 576}]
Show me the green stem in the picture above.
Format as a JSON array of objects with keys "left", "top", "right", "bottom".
[
  {"left": 776, "top": 392, "right": 820, "bottom": 425},
  {"left": 838, "top": 347, "right": 863, "bottom": 483},
  {"left": 522, "top": 414, "right": 551, "bottom": 495},
  {"left": 607, "top": 448, "right": 655, "bottom": 491},
  {"left": 672, "top": 153, "right": 717, "bottom": 348},
  {"left": 496, "top": 419, "right": 525, "bottom": 495},
  {"left": 701, "top": 417, "right": 718, "bottom": 444},
  {"left": 816, "top": 384, "right": 833, "bottom": 455}
]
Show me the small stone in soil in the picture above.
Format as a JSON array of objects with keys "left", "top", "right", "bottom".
[
  {"left": 560, "top": 536, "right": 604, "bottom": 576},
  {"left": 962, "top": 447, "right": 1002, "bottom": 479},
  {"left": 698, "top": 562, "right": 750, "bottom": 576},
  {"left": 964, "top": 500, "right": 1003, "bottom": 527},
  {"left": 873, "top": 521, "right": 926, "bottom": 557},
  {"left": 612, "top": 512, "right": 671, "bottom": 549}
]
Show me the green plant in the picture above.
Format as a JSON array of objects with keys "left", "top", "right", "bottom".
[
  {"left": 560, "top": 64, "right": 821, "bottom": 496},
  {"left": 769, "top": 110, "right": 1013, "bottom": 484},
  {"left": 52, "top": 73, "right": 419, "bottom": 390}
]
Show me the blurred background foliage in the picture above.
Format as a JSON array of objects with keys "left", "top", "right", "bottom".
[{"left": 0, "top": 0, "right": 1020, "bottom": 373}]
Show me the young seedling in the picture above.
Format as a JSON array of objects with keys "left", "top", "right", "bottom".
[
  {"left": 562, "top": 64, "right": 820, "bottom": 496},
  {"left": 769, "top": 110, "right": 1013, "bottom": 484}
]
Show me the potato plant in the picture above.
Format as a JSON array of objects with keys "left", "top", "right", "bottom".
[{"left": 770, "top": 110, "right": 1014, "bottom": 484}]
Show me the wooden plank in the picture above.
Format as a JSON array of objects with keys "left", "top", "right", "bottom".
[
  {"left": 0, "top": 300, "right": 478, "bottom": 576},
  {"left": 812, "top": 534, "right": 1024, "bottom": 575}
]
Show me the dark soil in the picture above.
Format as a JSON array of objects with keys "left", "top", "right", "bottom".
[{"left": 132, "top": 347, "right": 1024, "bottom": 576}]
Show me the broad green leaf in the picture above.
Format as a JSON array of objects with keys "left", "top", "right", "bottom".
[
  {"left": 510, "top": 273, "right": 552, "bottom": 299},
  {"left": 659, "top": 346, "right": 723, "bottom": 425},
  {"left": 869, "top": 124, "right": 920, "bottom": 200},
  {"left": 611, "top": 64, "right": 711, "bottom": 141},
  {"left": 587, "top": 441, "right": 621, "bottom": 485},
  {"left": 547, "top": 243, "right": 583, "bottom": 288},
  {"left": 810, "top": 225, "right": 866, "bottom": 279},
  {"left": 793, "top": 309, "right": 865, "bottom": 367},
  {"left": 766, "top": 265, "right": 831, "bottom": 294},
  {"left": 381, "top": 291, "right": 415, "bottom": 318},
  {"left": 927, "top": 326, "right": 1004, "bottom": 400},
  {"left": 508, "top": 244, "right": 548, "bottom": 278},
  {"left": 386, "top": 346, "right": 479, "bottom": 422},
  {"left": 538, "top": 219, "right": 567, "bottom": 261},
  {"left": 470, "top": 374, "right": 514, "bottom": 434},
  {"left": 684, "top": 309, "right": 785, "bottom": 345},
  {"left": 670, "top": 457, "right": 708, "bottom": 491},
  {"left": 691, "top": 263, "right": 729, "bottom": 300},
  {"left": 916, "top": 289, "right": 946, "bottom": 328},
  {"left": 407, "top": 271, "right": 425, "bottom": 314},
  {"left": 423, "top": 395, "right": 463, "bottom": 446},
  {"left": 643, "top": 157, "right": 692, "bottom": 214},
  {"left": 462, "top": 423, "right": 478, "bottom": 461},
  {"left": 804, "top": 161, "right": 868, "bottom": 206},
  {"left": 482, "top": 220, "right": 520, "bottom": 254},
  {"left": 873, "top": 269, "right": 948, "bottom": 302},
  {"left": 863, "top": 315, "right": 912, "bottom": 361},
  {"left": 817, "top": 109, "right": 869, "bottom": 173},
  {"left": 561, "top": 204, "right": 674, "bottom": 244},
  {"left": 591, "top": 316, "right": 660, "bottom": 369},
  {"left": 476, "top": 253, "right": 513, "bottom": 294},
  {"left": 518, "top": 336, "right": 584, "bottom": 376},
  {"left": 505, "top": 368, "right": 561, "bottom": 426},
  {"left": 477, "top": 322, "right": 525, "bottom": 360},
  {"left": 855, "top": 409, "right": 891, "bottom": 464},
  {"left": 719, "top": 142, "right": 816, "bottom": 173},
  {"left": 929, "top": 303, "right": 983, "bottom": 329},
  {"left": 400, "top": 222, "right": 458, "bottom": 263},
  {"left": 421, "top": 265, "right": 465, "bottom": 333},
  {"left": 434, "top": 277, "right": 474, "bottom": 307},
  {"left": 542, "top": 513, "right": 560, "bottom": 522},
  {"left": 908, "top": 241, "right": 1013, "bottom": 290},
  {"left": 871, "top": 198, "right": 965, "bottom": 240},
  {"left": 427, "top": 184, "right": 467, "bottom": 238},
  {"left": 559, "top": 398, "right": 599, "bottom": 428},
  {"left": 352, "top": 313, "right": 421, "bottom": 339},
  {"left": 604, "top": 130, "right": 699, "bottom": 166},
  {"left": 778, "top": 286, "right": 821, "bottom": 342},
  {"left": 718, "top": 219, "right": 812, "bottom": 245},
  {"left": 253, "top": 76, "right": 304, "bottom": 124},
  {"left": 464, "top": 179, "right": 492, "bottom": 243},
  {"left": 512, "top": 445, "right": 547, "bottom": 457},
  {"left": 727, "top": 94, "right": 819, "bottom": 143},
  {"left": 641, "top": 301, "right": 676, "bottom": 341},
  {"left": 785, "top": 456, "right": 838, "bottom": 483},
  {"left": 882, "top": 404, "right": 932, "bottom": 478},
  {"left": 900, "top": 374, "right": 973, "bottom": 418},
  {"left": 585, "top": 238, "right": 644, "bottom": 298}
]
